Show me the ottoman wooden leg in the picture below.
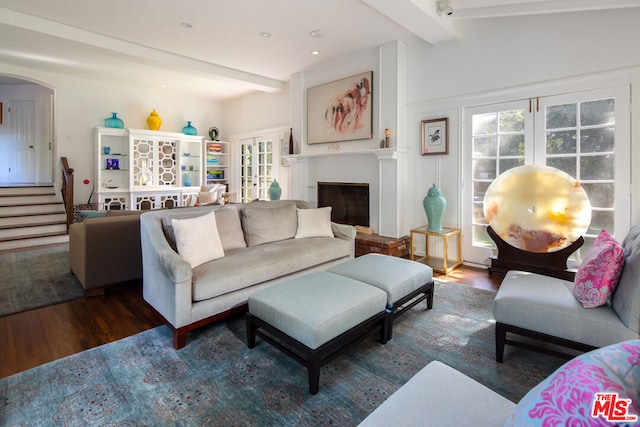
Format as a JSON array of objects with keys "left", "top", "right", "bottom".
[
  {"left": 495, "top": 322, "right": 507, "bottom": 363},
  {"left": 246, "top": 314, "right": 257, "bottom": 349}
]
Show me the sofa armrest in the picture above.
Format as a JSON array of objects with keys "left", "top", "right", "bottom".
[
  {"left": 140, "top": 211, "right": 194, "bottom": 329},
  {"left": 332, "top": 222, "right": 356, "bottom": 240}
]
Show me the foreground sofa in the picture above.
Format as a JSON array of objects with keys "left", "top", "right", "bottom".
[
  {"left": 69, "top": 210, "right": 143, "bottom": 296},
  {"left": 359, "top": 339, "right": 640, "bottom": 426},
  {"left": 140, "top": 200, "right": 356, "bottom": 349}
]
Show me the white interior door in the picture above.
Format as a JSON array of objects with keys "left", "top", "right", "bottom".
[{"left": 8, "top": 100, "right": 36, "bottom": 184}]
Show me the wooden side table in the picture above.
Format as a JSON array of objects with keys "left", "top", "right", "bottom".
[{"left": 410, "top": 226, "right": 462, "bottom": 274}]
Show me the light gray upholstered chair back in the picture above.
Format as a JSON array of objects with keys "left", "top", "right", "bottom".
[{"left": 612, "top": 225, "right": 640, "bottom": 334}]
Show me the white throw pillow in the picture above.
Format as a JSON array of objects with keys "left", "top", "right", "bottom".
[
  {"left": 295, "top": 207, "right": 334, "bottom": 238},
  {"left": 171, "top": 211, "right": 225, "bottom": 268}
]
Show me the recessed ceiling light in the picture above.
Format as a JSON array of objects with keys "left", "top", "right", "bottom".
[
  {"left": 311, "top": 50, "right": 320, "bottom": 55},
  {"left": 180, "top": 22, "right": 193, "bottom": 29},
  {"left": 159, "top": 83, "right": 167, "bottom": 88},
  {"left": 309, "top": 29, "right": 323, "bottom": 38},
  {"left": 259, "top": 32, "right": 271, "bottom": 38}
]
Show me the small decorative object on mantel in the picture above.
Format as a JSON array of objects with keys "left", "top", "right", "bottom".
[
  {"left": 384, "top": 128, "right": 390, "bottom": 148},
  {"left": 182, "top": 121, "right": 197, "bottom": 135},
  {"left": 423, "top": 183, "right": 447, "bottom": 233},
  {"left": 421, "top": 118, "right": 449, "bottom": 155},
  {"left": 268, "top": 180, "right": 282, "bottom": 200},
  {"left": 208, "top": 126, "right": 219, "bottom": 141},
  {"left": 288, "top": 128, "right": 294, "bottom": 155},
  {"left": 104, "top": 112, "right": 124, "bottom": 129},
  {"left": 146, "top": 109, "right": 162, "bottom": 131}
]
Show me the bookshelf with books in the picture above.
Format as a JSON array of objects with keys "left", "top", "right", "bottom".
[{"left": 205, "top": 140, "right": 229, "bottom": 190}]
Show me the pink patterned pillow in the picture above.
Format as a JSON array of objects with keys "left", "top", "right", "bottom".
[{"left": 574, "top": 229, "right": 624, "bottom": 308}]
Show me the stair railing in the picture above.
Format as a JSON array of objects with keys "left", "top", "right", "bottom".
[{"left": 61, "top": 157, "right": 74, "bottom": 230}]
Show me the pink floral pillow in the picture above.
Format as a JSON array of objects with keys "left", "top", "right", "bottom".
[
  {"left": 574, "top": 229, "right": 624, "bottom": 308},
  {"left": 505, "top": 340, "right": 640, "bottom": 426}
]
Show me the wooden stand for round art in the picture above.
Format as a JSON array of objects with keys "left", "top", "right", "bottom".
[{"left": 487, "top": 226, "right": 584, "bottom": 281}]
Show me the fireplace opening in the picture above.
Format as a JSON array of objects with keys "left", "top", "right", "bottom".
[{"left": 317, "top": 182, "right": 369, "bottom": 227}]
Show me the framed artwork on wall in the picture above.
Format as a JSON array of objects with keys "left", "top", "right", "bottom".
[
  {"left": 307, "top": 71, "right": 373, "bottom": 145},
  {"left": 421, "top": 117, "right": 449, "bottom": 155}
]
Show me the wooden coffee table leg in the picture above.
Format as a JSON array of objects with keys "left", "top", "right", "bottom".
[
  {"left": 308, "top": 355, "right": 321, "bottom": 395},
  {"left": 246, "top": 314, "right": 257, "bottom": 349}
]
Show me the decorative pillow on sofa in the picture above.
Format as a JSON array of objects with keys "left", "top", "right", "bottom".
[
  {"left": 574, "top": 229, "right": 625, "bottom": 308},
  {"left": 241, "top": 203, "right": 297, "bottom": 247},
  {"left": 295, "top": 207, "right": 333, "bottom": 238},
  {"left": 504, "top": 339, "right": 640, "bottom": 426},
  {"left": 171, "top": 211, "right": 224, "bottom": 268}
]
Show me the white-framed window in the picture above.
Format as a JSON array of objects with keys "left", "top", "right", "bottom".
[
  {"left": 462, "top": 86, "right": 631, "bottom": 265},
  {"left": 238, "top": 135, "right": 277, "bottom": 203}
]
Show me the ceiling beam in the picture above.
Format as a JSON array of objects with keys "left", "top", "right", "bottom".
[
  {"left": 0, "top": 7, "right": 286, "bottom": 93},
  {"left": 453, "top": 0, "right": 640, "bottom": 19},
  {"left": 361, "top": 0, "right": 462, "bottom": 45}
]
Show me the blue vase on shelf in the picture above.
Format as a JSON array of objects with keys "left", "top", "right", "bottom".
[
  {"left": 104, "top": 112, "right": 124, "bottom": 129},
  {"left": 183, "top": 173, "right": 192, "bottom": 187},
  {"left": 182, "top": 121, "right": 197, "bottom": 135}
]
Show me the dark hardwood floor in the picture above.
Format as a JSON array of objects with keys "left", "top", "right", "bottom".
[{"left": 0, "top": 261, "right": 501, "bottom": 379}]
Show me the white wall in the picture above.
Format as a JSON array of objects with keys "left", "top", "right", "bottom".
[{"left": 0, "top": 63, "right": 222, "bottom": 204}]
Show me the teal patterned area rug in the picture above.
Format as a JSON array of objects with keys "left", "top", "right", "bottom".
[
  {"left": 0, "top": 245, "right": 84, "bottom": 317},
  {"left": 0, "top": 282, "right": 565, "bottom": 426}
]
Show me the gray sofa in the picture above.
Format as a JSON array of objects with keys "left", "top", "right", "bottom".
[{"left": 140, "top": 200, "right": 356, "bottom": 349}]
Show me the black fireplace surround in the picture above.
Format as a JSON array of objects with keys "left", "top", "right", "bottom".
[{"left": 317, "top": 182, "right": 369, "bottom": 227}]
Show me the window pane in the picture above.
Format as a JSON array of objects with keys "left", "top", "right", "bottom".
[
  {"left": 472, "top": 225, "right": 493, "bottom": 248},
  {"left": 582, "top": 183, "right": 614, "bottom": 208},
  {"left": 581, "top": 127, "right": 614, "bottom": 153},
  {"left": 498, "top": 158, "right": 523, "bottom": 174},
  {"left": 498, "top": 110, "right": 524, "bottom": 133},
  {"left": 589, "top": 211, "right": 614, "bottom": 235},
  {"left": 580, "top": 155, "right": 614, "bottom": 180},
  {"left": 581, "top": 99, "right": 614, "bottom": 126},
  {"left": 546, "top": 131, "right": 576, "bottom": 154},
  {"left": 473, "top": 203, "right": 487, "bottom": 224},
  {"left": 499, "top": 134, "right": 524, "bottom": 156},
  {"left": 473, "top": 181, "right": 491, "bottom": 202},
  {"left": 474, "top": 136, "right": 497, "bottom": 157},
  {"left": 547, "top": 157, "right": 576, "bottom": 177},
  {"left": 547, "top": 104, "right": 576, "bottom": 129},
  {"left": 473, "top": 159, "right": 496, "bottom": 180},
  {"left": 473, "top": 113, "right": 496, "bottom": 135}
]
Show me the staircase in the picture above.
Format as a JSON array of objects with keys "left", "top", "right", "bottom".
[{"left": 0, "top": 186, "right": 69, "bottom": 251}]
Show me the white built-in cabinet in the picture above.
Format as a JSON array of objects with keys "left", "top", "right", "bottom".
[{"left": 94, "top": 127, "right": 228, "bottom": 210}]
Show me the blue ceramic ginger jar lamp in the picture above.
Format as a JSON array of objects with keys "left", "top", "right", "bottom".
[
  {"left": 423, "top": 183, "right": 447, "bottom": 233},
  {"left": 104, "top": 112, "right": 124, "bottom": 129},
  {"left": 268, "top": 180, "right": 282, "bottom": 200},
  {"left": 182, "top": 121, "right": 197, "bottom": 135}
]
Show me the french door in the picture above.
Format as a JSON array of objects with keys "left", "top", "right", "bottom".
[
  {"left": 239, "top": 135, "right": 276, "bottom": 203},
  {"left": 463, "top": 86, "right": 631, "bottom": 266}
]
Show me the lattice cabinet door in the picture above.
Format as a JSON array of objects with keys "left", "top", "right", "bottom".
[{"left": 131, "top": 135, "right": 178, "bottom": 188}]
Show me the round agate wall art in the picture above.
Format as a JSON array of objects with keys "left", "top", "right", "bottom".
[{"left": 483, "top": 165, "right": 591, "bottom": 253}]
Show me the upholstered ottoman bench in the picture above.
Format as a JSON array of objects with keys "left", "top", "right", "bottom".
[
  {"left": 246, "top": 271, "right": 388, "bottom": 394},
  {"left": 328, "top": 253, "right": 434, "bottom": 339}
]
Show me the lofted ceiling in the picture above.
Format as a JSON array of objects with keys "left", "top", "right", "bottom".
[{"left": 0, "top": 0, "right": 638, "bottom": 101}]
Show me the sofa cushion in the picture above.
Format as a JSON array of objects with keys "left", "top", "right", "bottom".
[
  {"left": 505, "top": 340, "right": 640, "bottom": 426},
  {"left": 214, "top": 206, "right": 247, "bottom": 251},
  {"left": 494, "top": 271, "right": 639, "bottom": 348},
  {"left": 612, "top": 225, "right": 640, "bottom": 334},
  {"left": 574, "top": 229, "right": 624, "bottom": 308},
  {"left": 191, "top": 236, "right": 351, "bottom": 302},
  {"left": 241, "top": 203, "right": 298, "bottom": 247},
  {"left": 295, "top": 207, "right": 333, "bottom": 239},
  {"left": 172, "top": 211, "right": 224, "bottom": 268}
]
